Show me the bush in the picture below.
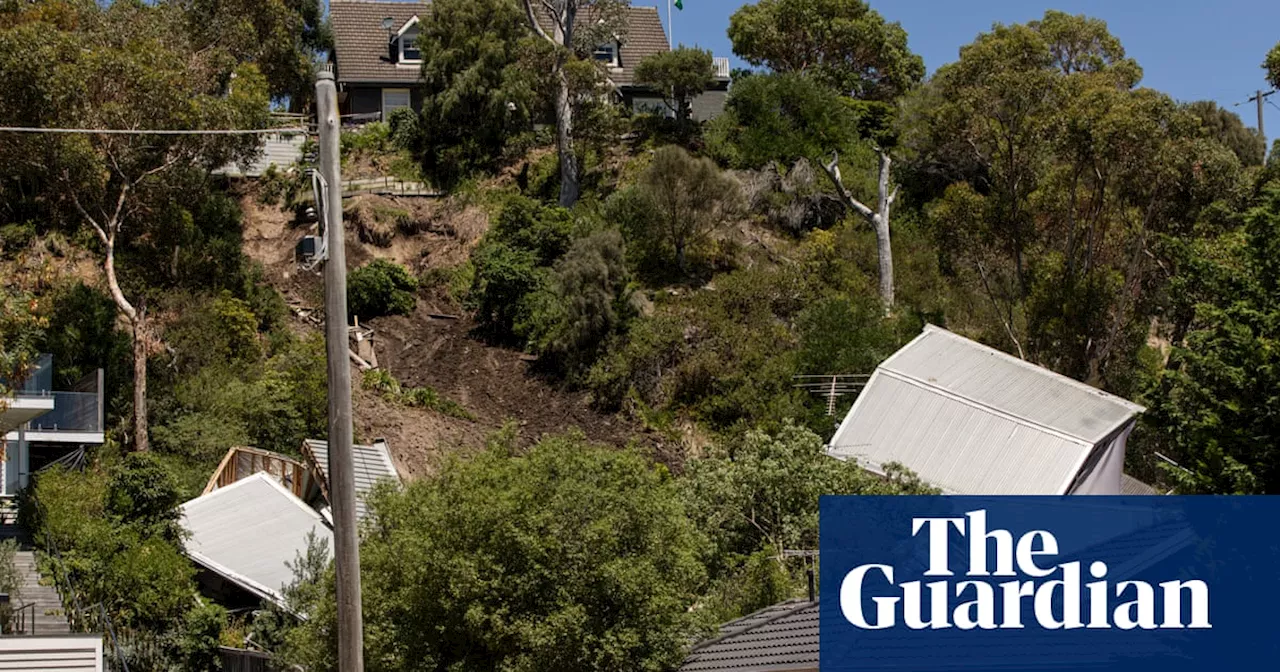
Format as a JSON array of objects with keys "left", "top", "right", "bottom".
[
  {"left": 347, "top": 259, "right": 419, "bottom": 318},
  {"left": 361, "top": 369, "right": 474, "bottom": 420},
  {"left": 635, "top": 145, "right": 742, "bottom": 275},
  {"left": 520, "top": 230, "right": 635, "bottom": 374},
  {"left": 386, "top": 108, "right": 420, "bottom": 150},
  {"left": 277, "top": 432, "right": 707, "bottom": 672}
]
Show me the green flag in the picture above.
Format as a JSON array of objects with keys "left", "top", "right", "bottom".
[{"left": 674, "top": 0, "right": 683, "bottom": 9}]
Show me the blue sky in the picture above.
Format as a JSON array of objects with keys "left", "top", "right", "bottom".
[{"left": 633, "top": 0, "right": 1280, "bottom": 138}]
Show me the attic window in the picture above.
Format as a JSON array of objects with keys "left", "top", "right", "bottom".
[
  {"left": 399, "top": 29, "right": 421, "bottom": 64},
  {"left": 593, "top": 41, "right": 619, "bottom": 67}
]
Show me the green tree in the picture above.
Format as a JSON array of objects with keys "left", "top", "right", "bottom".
[
  {"left": 637, "top": 145, "right": 741, "bottom": 273},
  {"left": 0, "top": 1, "right": 271, "bottom": 451},
  {"left": 416, "top": 0, "right": 537, "bottom": 187},
  {"left": 1184, "top": 100, "right": 1266, "bottom": 167},
  {"left": 0, "top": 288, "right": 45, "bottom": 403},
  {"left": 635, "top": 46, "right": 716, "bottom": 124},
  {"left": 1143, "top": 183, "right": 1280, "bottom": 493},
  {"left": 902, "top": 10, "right": 1245, "bottom": 390},
  {"left": 282, "top": 432, "right": 707, "bottom": 672},
  {"left": 347, "top": 259, "right": 420, "bottom": 318},
  {"left": 709, "top": 73, "right": 865, "bottom": 169},
  {"left": 1265, "top": 42, "right": 1280, "bottom": 89},
  {"left": 727, "top": 0, "right": 924, "bottom": 100},
  {"left": 519, "top": 0, "right": 629, "bottom": 207},
  {"left": 520, "top": 229, "right": 634, "bottom": 373}
]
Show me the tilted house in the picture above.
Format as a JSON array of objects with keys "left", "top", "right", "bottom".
[
  {"left": 329, "top": 0, "right": 730, "bottom": 121},
  {"left": 827, "top": 325, "right": 1147, "bottom": 495},
  {"left": 302, "top": 438, "right": 401, "bottom": 522},
  {"left": 181, "top": 473, "right": 334, "bottom": 611}
]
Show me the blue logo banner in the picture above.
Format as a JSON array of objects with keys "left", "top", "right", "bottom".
[{"left": 819, "top": 496, "right": 1280, "bottom": 671}]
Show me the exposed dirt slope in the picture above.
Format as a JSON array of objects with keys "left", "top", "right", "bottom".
[{"left": 238, "top": 186, "right": 662, "bottom": 477}]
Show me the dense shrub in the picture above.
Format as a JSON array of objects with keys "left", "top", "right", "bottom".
[
  {"left": 519, "top": 230, "right": 635, "bottom": 374},
  {"left": 278, "top": 432, "right": 707, "bottom": 672},
  {"left": 628, "top": 146, "right": 742, "bottom": 276},
  {"left": 347, "top": 259, "right": 419, "bottom": 318}
]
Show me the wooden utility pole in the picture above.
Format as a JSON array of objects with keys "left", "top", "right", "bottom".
[
  {"left": 315, "top": 70, "right": 365, "bottom": 672},
  {"left": 1248, "top": 89, "right": 1274, "bottom": 161}
]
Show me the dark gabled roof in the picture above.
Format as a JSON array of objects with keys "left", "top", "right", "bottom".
[
  {"left": 330, "top": 1, "right": 432, "bottom": 85},
  {"left": 681, "top": 599, "right": 819, "bottom": 672},
  {"left": 330, "top": 1, "right": 670, "bottom": 88}
]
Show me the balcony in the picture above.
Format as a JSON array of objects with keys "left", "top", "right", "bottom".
[{"left": 2, "top": 355, "right": 103, "bottom": 442}]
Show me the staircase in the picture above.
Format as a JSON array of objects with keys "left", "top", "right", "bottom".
[{"left": 11, "top": 550, "right": 70, "bottom": 635}]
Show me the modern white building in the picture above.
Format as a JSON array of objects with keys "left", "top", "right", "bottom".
[
  {"left": 1, "top": 354, "right": 105, "bottom": 496},
  {"left": 827, "top": 325, "right": 1146, "bottom": 495}
]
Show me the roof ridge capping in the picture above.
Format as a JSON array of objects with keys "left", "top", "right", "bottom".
[{"left": 916, "top": 324, "right": 1146, "bottom": 414}]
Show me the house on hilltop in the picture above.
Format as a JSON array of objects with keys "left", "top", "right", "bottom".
[
  {"left": 827, "top": 325, "right": 1150, "bottom": 495},
  {"left": 329, "top": 0, "right": 730, "bottom": 121}
]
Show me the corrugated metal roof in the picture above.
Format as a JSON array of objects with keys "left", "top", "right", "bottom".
[
  {"left": 681, "top": 599, "right": 819, "bottom": 672},
  {"left": 1121, "top": 473, "right": 1160, "bottom": 495},
  {"left": 304, "top": 439, "right": 401, "bottom": 521},
  {"left": 828, "top": 325, "right": 1145, "bottom": 495},
  {"left": 881, "top": 325, "right": 1144, "bottom": 444},
  {"left": 180, "top": 473, "right": 333, "bottom": 607}
]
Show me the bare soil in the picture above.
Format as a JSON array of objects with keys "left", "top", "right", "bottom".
[{"left": 237, "top": 185, "right": 666, "bottom": 479}]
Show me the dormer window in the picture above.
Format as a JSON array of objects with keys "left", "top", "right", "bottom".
[
  {"left": 593, "top": 41, "right": 620, "bottom": 67},
  {"left": 390, "top": 16, "right": 422, "bottom": 65},
  {"left": 400, "top": 29, "right": 421, "bottom": 63}
]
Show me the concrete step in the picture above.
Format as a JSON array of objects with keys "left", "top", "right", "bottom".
[{"left": 8, "top": 550, "right": 70, "bottom": 635}]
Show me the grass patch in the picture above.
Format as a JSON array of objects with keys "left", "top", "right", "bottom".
[{"left": 362, "top": 369, "right": 475, "bottom": 421}]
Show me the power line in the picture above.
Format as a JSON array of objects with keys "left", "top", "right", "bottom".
[{"left": 0, "top": 126, "right": 307, "bottom": 135}]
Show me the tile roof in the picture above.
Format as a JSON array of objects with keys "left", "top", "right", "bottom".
[
  {"left": 331, "top": 1, "right": 432, "bottom": 84},
  {"left": 330, "top": 1, "right": 670, "bottom": 88},
  {"left": 180, "top": 473, "right": 333, "bottom": 608},
  {"left": 681, "top": 599, "right": 819, "bottom": 672},
  {"left": 303, "top": 438, "right": 401, "bottom": 521},
  {"left": 827, "top": 325, "right": 1146, "bottom": 495}
]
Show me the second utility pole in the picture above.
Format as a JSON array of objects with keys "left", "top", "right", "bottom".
[
  {"left": 1249, "top": 89, "right": 1274, "bottom": 161},
  {"left": 316, "top": 69, "right": 365, "bottom": 672}
]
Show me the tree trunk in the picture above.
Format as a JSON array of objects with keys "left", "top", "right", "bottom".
[
  {"left": 675, "top": 240, "right": 687, "bottom": 274},
  {"left": 131, "top": 316, "right": 149, "bottom": 452},
  {"left": 821, "top": 150, "right": 898, "bottom": 314},
  {"left": 554, "top": 61, "right": 580, "bottom": 208},
  {"left": 103, "top": 241, "right": 149, "bottom": 452}
]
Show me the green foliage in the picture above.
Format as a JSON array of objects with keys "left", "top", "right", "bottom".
[
  {"left": 634, "top": 146, "right": 742, "bottom": 274},
  {"left": 281, "top": 432, "right": 706, "bottom": 672},
  {"left": 684, "top": 423, "right": 937, "bottom": 568},
  {"left": 708, "top": 73, "right": 868, "bottom": 169},
  {"left": 347, "top": 259, "right": 420, "bottom": 318},
  {"left": 1184, "top": 100, "right": 1267, "bottom": 167},
  {"left": 361, "top": 369, "right": 475, "bottom": 421},
  {"left": 727, "top": 0, "right": 924, "bottom": 101},
  {"left": 251, "top": 532, "right": 336, "bottom": 671},
  {"left": 1143, "top": 183, "right": 1280, "bottom": 493},
  {"left": 26, "top": 465, "right": 198, "bottom": 633},
  {"left": 469, "top": 196, "right": 577, "bottom": 338},
  {"left": 106, "top": 453, "right": 185, "bottom": 542},
  {"left": 635, "top": 47, "right": 717, "bottom": 123},
  {"left": 520, "top": 230, "right": 635, "bottom": 374},
  {"left": 0, "top": 287, "right": 45, "bottom": 399},
  {"left": 1264, "top": 42, "right": 1280, "bottom": 90},
  {"left": 414, "top": 0, "right": 536, "bottom": 188},
  {"left": 0, "top": 539, "right": 21, "bottom": 633}
]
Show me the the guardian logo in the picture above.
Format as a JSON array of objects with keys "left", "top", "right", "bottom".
[{"left": 839, "top": 510, "right": 1211, "bottom": 631}]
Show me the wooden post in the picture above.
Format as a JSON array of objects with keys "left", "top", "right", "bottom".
[{"left": 316, "top": 70, "right": 366, "bottom": 672}]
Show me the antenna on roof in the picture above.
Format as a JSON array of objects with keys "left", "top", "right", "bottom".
[
  {"left": 792, "top": 374, "right": 870, "bottom": 416},
  {"left": 784, "top": 550, "right": 820, "bottom": 602}
]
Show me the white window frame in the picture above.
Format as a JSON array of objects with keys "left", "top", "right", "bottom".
[
  {"left": 382, "top": 88, "right": 412, "bottom": 118},
  {"left": 396, "top": 16, "right": 422, "bottom": 65},
  {"left": 593, "top": 40, "right": 620, "bottom": 67}
]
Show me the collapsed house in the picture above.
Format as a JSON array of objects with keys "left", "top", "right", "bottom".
[
  {"left": 827, "top": 325, "right": 1148, "bottom": 495},
  {"left": 179, "top": 439, "right": 400, "bottom": 611}
]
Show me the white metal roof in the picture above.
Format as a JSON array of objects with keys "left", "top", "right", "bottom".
[
  {"left": 180, "top": 472, "right": 333, "bottom": 607},
  {"left": 303, "top": 439, "right": 400, "bottom": 521},
  {"left": 828, "top": 325, "right": 1145, "bottom": 495}
]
